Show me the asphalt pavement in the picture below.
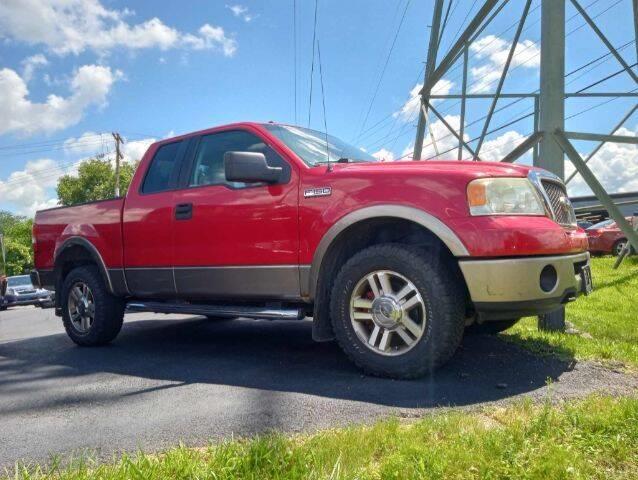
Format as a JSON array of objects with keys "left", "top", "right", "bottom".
[{"left": 1, "top": 306, "right": 636, "bottom": 468}]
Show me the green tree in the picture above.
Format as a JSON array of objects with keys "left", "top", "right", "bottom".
[
  {"left": 0, "top": 211, "right": 34, "bottom": 276},
  {"left": 56, "top": 158, "right": 137, "bottom": 206}
]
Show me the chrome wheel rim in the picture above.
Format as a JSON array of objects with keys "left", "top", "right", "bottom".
[
  {"left": 349, "top": 270, "right": 427, "bottom": 356},
  {"left": 67, "top": 282, "right": 95, "bottom": 334}
]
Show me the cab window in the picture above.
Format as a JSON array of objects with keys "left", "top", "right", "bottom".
[
  {"left": 190, "top": 130, "right": 289, "bottom": 188},
  {"left": 142, "top": 141, "right": 182, "bottom": 194}
]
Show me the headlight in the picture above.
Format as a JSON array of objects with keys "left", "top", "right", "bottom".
[
  {"left": 467, "top": 178, "right": 546, "bottom": 216},
  {"left": 6, "top": 288, "right": 15, "bottom": 295}
]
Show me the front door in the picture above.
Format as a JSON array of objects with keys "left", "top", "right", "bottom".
[
  {"left": 171, "top": 128, "right": 300, "bottom": 300},
  {"left": 122, "top": 139, "right": 189, "bottom": 297}
]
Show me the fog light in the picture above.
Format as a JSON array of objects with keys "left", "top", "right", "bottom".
[{"left": 540, "top": 265, "right": 558, "bottom": 293}]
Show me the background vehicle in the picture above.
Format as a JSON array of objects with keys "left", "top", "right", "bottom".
[
  {"left": 586, "top": 217, "right": 637, "bottom": 256},
  {"left": 577, "top": 220, "right": 593, "bottom": 230},
  {"left": 5, "top": 275, "right": 54, "bottom": 309},
  {"left": 32, "top": 122, "right": 590, "bottom": 379},
  {"left": 0, "top": 274, "right": 6, "bottom": 311}
]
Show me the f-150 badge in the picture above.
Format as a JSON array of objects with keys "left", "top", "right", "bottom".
[{"left": 304, "top": 187, "right": 332, "bottom": 198}]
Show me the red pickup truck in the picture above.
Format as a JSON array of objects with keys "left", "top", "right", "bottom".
[{"left": 32, "top": 122, "right": 591, "bottom": 378}]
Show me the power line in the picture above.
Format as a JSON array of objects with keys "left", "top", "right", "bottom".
[
  {"left": 355, "top": 0, "right": 412, "bottom": 141},
  {"left": 364, "top": 0, "right": 621, "bottom": 153}
]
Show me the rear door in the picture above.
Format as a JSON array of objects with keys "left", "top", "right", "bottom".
[
  {"left": 122, "top": 139, "right": 190, "bottom": 297},
  {"left": 171, "top": 127, "right": 300, "bottom": 300}
]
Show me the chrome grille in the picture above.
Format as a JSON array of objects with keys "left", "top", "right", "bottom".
[{"left": 541, "top": 180, "right": 576, "bottom": 226}]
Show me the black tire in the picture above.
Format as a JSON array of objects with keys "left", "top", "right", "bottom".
[
  {"left": 330, "top": 244, "right": 465, "bottom": 379},
  {"left": 61, "top": 265, "right": 125, "bottom": 346},
  {"left": 538, "top": 306, "right": 566, "bottom": 332},
  {"left": 465, "top": 318, "right": 519, "bottom": 335},
  {"left": 613, "top": 239, "right": 627, "bottom": 257}
]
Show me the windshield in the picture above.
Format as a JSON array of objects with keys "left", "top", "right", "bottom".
[
  {"left": 587, "top": 219, "right": 615, "bottom": 230},
  {"left": 264, "top": 124, "right": 377, "bottom": 166},
  {"left": 8, "top": 275, "right": 32, "bottom": 287}
]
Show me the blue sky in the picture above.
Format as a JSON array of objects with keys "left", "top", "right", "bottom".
[{"left": 1, "top": 0, "right": 637, "bottom": 216}]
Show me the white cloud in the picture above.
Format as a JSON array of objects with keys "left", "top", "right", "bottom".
[
  {"left": 396, "top": 115, "right": 528, "bottom": 162},
  {"left": 0, "top": 159, "right": 63, "bottom": 216},
  {"left": 394, "top": 79, "right": 454, "bottom": 122},
  {"left": 21, "top": 54, "right": 48, "bottom": 82},
  {"left": 567, "top": 126, "right": 638, "bottom": 196},
  {"left": 479, "top": 130, "right": 528, "bottom": 162},
  {"left": 0, "top": 64, "right": 121, "bottom": 136},
  {"left": 372, "top": 148, "right": 395, "bottom": 162},
  {"left": 122, "top": 137, "right": 155, "bottom": 163},
  {"left": 0, "top": 132, "right": 155, "bottom": 216},
  {"left": 0, "top": 0, "right": 237, "bottom": 57},
  {"left": 182, "top": 24, "right": 238, "bottom": 57},
  {"left": 226, "top": 4, "right": 256, "bottom": 23},
  {"left": 469, "top": 35, "right": 540, "bottom": 93},
  {"left": 63, "top": 131, "right": 108, "bottom": 155}
]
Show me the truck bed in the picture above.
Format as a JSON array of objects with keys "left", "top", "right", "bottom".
[{"left": 33, "top": 198, "right": 126, "bottom": 272}]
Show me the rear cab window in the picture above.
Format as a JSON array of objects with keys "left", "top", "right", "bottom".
[{"left": 141, "top": 141, "right": 184, "bottom": 194}]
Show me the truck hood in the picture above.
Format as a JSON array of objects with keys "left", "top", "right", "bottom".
[{"left": 326, "top": 160, "right": 534, "bottom": 179}]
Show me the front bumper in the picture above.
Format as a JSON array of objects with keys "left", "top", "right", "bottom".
[{"left": 459, "top": 252, "right": 591, "bottom": 320}]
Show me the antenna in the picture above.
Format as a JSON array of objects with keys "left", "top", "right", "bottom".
[{"left": 317, "top": 39, "right": 332, "bottom": 172}]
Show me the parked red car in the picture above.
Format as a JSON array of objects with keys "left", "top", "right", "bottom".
[
  {"left": 32, "top": 122, "right": 591, "bottom": 378},
  {"left": 586, "top": 218, "right": 636, "bottom": 256}
]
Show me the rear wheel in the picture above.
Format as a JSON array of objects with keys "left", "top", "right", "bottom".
[
  {"left": 465, "top": 318, "right": 519, "bottom": 335},
  {"left": 61, "top": 266, "right": 125, "bottom": 346},
  {"left": 330, "top": 244, "right": 465, "bottom": 379}
]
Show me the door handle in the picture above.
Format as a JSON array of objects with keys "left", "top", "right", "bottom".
[{"left": 175, "top": 203, "right": 193, "bottom": 220}]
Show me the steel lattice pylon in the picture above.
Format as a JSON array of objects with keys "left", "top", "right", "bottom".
[{"left": 414, "top": 0, "right": 638, "bottom": 268}]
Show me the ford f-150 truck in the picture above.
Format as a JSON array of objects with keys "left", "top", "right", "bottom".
[{"left": 32, "top": 122, "right": 592, "bottom": 378}]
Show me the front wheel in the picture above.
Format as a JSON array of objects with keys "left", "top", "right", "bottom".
[
  {"left": 330, "top": 244, "right": 465, "bottom": 379},
  {"left": 61, "top": 266, "right": 125, "bottom": 346}
]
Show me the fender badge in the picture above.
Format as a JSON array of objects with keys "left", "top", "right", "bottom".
[{"left": 304, "top": 187, "right": 332, "bottom": 198}]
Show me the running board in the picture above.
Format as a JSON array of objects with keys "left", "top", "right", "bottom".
[{"left": 126, "top": 301, "right": 305, "bottom": 320}]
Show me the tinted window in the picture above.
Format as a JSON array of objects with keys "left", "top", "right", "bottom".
[
  {"left": 142, "top": 141, "right": 182, "bottom": 194},
  {"left": 8, "top": 276, "right": 32, "bottom": 287},
  {"left": 190, "top": 130, "right": 289, "bottom": 188},
  {"left": 587, "top": 219, "right": 615, "bottom": 230}
]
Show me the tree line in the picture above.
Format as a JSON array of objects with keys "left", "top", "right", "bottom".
[{"left": 1, "top": 159, "right": 137, "bottom": 277}]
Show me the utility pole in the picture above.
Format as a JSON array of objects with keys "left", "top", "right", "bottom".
[
  {"left": 538, "top": 0, "right": 566, "bottom": 179},
  {"left": 413, "top": 0, "right": 444, "bottom": 161},
  {"left": 112, "top": 133, "right": 124, "bottom": 197}
]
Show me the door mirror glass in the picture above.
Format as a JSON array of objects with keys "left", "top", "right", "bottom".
[{"left": 224, "top": 152, "right": 283, "bottom": 184}]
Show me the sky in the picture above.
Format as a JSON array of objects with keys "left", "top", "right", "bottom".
[{"left": 0, "top": 0, "right": 637, "bottom": 216}]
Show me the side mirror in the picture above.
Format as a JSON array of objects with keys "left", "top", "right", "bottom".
[{"left": 224, "top": 152, "right": 283, "bottom": 184}]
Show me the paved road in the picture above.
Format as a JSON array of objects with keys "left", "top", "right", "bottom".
[{"left": 1, "top": 306, "right": 636, "bottom": 467}]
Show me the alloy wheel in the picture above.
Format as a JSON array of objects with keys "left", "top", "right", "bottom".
[
  {"left": 349, "top": 270, "right": 427, "bottom": 356},
  {"left": 67, "top": 281, "right": 95, "bottom": 333}
]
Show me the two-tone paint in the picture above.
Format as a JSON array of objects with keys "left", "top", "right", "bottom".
[{"left": 33, "top": 122, "right": 588, "bottom": 308}]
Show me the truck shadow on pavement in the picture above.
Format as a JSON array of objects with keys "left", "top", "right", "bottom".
[{"left": 0, "top": 315, "right": 575, "bottom": 409}]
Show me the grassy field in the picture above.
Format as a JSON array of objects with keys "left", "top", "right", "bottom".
[
  {"left": 8, "top": 395, "right": 638, "bottom": 480},
  {"left": 505, "top": 256, "right": 638, "bottom": 369}
]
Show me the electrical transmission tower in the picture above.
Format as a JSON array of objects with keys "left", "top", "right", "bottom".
[{"left": 414, "top": 0, "right": 638, "bottom": 266}]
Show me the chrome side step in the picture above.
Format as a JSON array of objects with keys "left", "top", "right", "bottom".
[{"left": 126, "top": 301, "right": 305, "bottom": 320}]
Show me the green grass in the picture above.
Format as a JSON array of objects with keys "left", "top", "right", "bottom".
[
  {"left": 504, "top": 256, "right": 638, "bottom": 369},
  {"left": 7, "top": 395, "right": 638, "bottom": 480}
]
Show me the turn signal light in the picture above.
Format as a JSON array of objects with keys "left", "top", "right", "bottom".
[{"left": 467, "top": 182, "right": 487, "bottom": 207}]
